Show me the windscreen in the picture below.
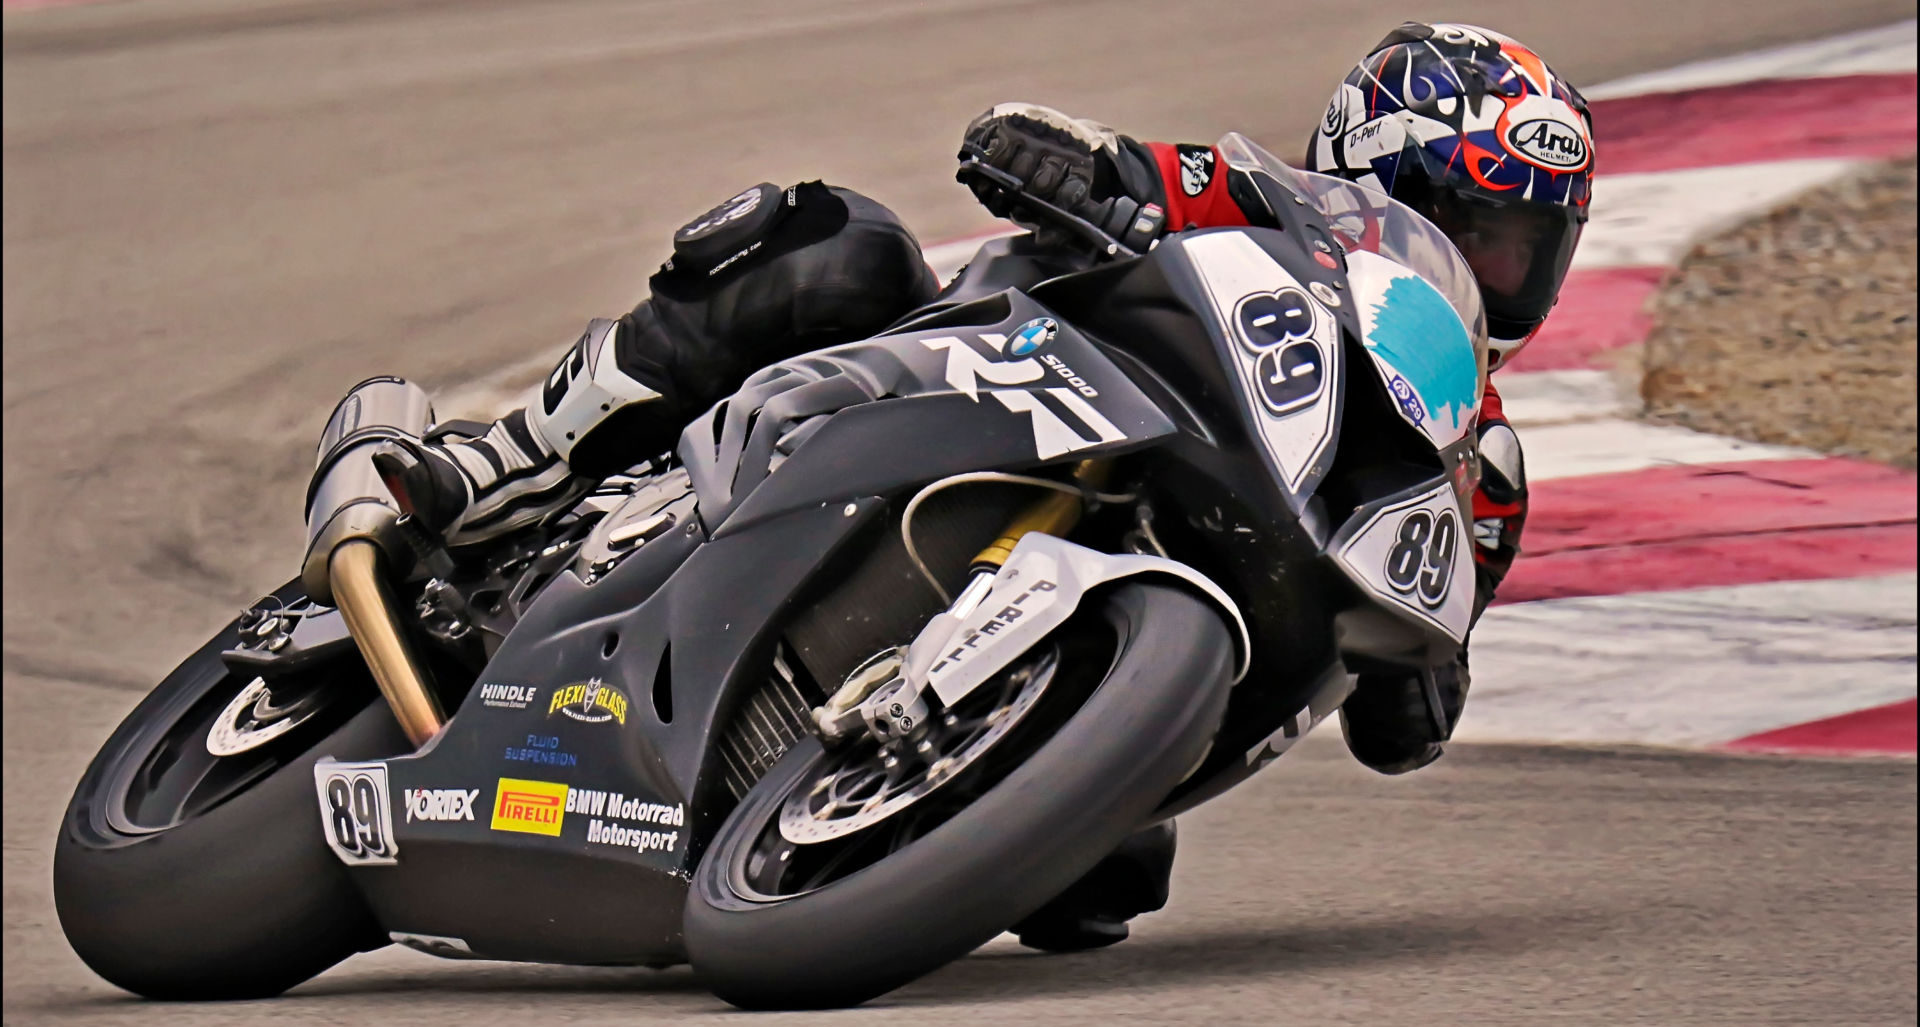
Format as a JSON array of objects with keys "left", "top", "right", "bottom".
[{"left": 1214, "top": 132, "right": 1490, "bottom": 368}]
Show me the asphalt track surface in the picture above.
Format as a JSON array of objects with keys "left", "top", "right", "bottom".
[{"left": 4, "top": 1, "right": 1915, "bottom": 1023}]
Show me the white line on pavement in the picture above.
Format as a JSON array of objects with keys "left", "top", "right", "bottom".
[
  {"left": 1584, "top": 19, "right": 1917, "bottom": 100},
  {"left": 1524, "top": 418, "right": 1814, "bottom": 482},
  {"left": 1575, "top": 158, "right": 1862, "bottom": 270},
  {"left": 1459, "top": 573, "right": 1919, "bottom": 748},
  {"left": 1497, "top": 370, "right": 1632, "bottom": 427}
]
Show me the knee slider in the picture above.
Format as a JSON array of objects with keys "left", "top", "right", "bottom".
[{"left": 636, "top": 183, "right": 937, "bottom": 413}]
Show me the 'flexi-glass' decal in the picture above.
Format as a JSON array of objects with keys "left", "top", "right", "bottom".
[
  {"left": 1330, "top": 477, "right": 1476, "bottom": 641},
  {"left": 1346, "top": 250, "right": 1480, "bottom": 449},
  {"left": 1182, "top": 232, "right": 1342, "bottom": 495}
]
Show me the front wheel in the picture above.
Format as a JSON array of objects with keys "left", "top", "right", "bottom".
[{"left": 685, "top": 581, "right": 1234, "bottom": 1010}]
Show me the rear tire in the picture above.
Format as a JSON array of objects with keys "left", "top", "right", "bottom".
[
  {"left": 685, "top": 581, "right": 1233, "bottom": 1009},
  {"left": 54, "top": 584, "right": 406, "bottom": 999}
]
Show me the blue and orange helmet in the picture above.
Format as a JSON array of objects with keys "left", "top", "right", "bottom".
[{"left": 1307, "top": 22, "right": 1595, "bottom": 367}]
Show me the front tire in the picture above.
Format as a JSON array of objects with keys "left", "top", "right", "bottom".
[
  {"left": 54, "top": 582, "right": 405, "bottom": 1000},
  {"left": 685, "top": 581, "right": 1233, "bottom": 1009}
]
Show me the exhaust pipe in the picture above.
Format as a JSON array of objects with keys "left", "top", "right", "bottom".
[
  {"left": 302, "top": 377, "right": 446, "bottom": 747},
  {"left": 328, "top": 539, "right": 445, "bottom": 746}
]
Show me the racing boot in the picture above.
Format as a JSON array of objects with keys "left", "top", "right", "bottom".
[
  {"left": 1012, "top": 820, "right": 1177, "bottom": 952},
  {"left": 1339, "top": 654, "right": 1470, "bottom": 774}
]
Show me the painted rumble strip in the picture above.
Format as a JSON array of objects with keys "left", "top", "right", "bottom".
[
  {"left": 1590, "top": 72, "right": 1919, "bottom": 175},
  {"left": 1581, "top": 20, "right": 1917, "bottom": 100},
  {"left": 1722, "top": 699, "right": 1918, "bottom": 758},
  {"left": 1470, "top": 30, "right": 1918, "bottom": 756},
  {"left": 1504, "top": 267, "right": 1663, "bottom": 373},
  {"left": 1499, "top": 460, "right": 1918, "bottom": 603},
  {"left": 1459, "top": 574, "right": 1918, "bottom": 750}
]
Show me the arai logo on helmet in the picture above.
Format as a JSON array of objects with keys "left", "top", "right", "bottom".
[
  {"left": 1007, "top": 317, "right": 1058, "bottom": 357},
  {"left": 1504, "top": 117, "right": 1588, "bottom": 170}
]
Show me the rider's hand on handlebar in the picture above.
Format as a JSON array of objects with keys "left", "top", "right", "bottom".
[
  {"left": 958, "top": 104, "right": 1166, "bottom": 260},
  {"left": 958, "top": 103, "right": 1117, "bottom": 220}
]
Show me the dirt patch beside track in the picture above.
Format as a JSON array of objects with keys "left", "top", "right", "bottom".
[{"left": 1641, "top": 155, "right": 1918, "bottom": 468}]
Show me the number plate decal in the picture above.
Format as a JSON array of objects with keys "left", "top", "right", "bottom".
[
  {"left": 1331, "top": 479, "right": 1475, "bottom": 641},
  {"left": 314, "top": 760, "right": 400, "bottom": 866},
  {"left": 1182, "top": 232, "right": 1342, "bottom": 496}
]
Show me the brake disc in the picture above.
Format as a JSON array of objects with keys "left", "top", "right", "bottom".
[
  {"left": 777, "top": 648, "right": 1056, "bottom": 844},
  {"left": 205, "top": 676, "right": 330, "bottom": 756}
]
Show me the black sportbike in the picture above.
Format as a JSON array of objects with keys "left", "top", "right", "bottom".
[{"left": 55, "top": 135, "right": 1491, "bottom": 1009}]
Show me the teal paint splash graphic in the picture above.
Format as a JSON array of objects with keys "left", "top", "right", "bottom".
[{"left": 1365, "top": 275, "right": 1477, "bottom": 430}]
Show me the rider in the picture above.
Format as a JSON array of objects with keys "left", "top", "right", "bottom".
[{"left": 328, "top": 21, "right": 1593, "bottom": 952}]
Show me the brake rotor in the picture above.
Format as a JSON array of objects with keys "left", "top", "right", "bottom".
[
  {"left": 777, "top": 648, "right": 1057, "bottom": 844},
  {"left": 205, "top": 676, "right": 330, "bottom": 756}
]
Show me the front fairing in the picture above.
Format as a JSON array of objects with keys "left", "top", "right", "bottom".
[{"left": 1143, "top": 226, "right": 1480, "bottom": 647}]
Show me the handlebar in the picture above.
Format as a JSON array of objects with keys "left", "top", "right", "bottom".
[{"left": 955, "top": 154, "right": 1142, "bottom": 261}]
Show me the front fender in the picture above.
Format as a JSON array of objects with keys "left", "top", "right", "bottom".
[{"left": 905, "top": 533, "right": 1251, "bottom": 709}]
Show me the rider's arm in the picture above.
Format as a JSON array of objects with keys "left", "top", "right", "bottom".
[
  {"left": 959, "top": 105, "right": 1270, "bottom": 242},
  {"left": 1130, "top": 141, "right": 1266, "bottom": 232},
  {"left": 1470, "top": 378, "right": 1526, "bottom": 615}
]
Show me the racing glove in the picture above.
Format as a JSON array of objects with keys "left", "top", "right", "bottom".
[{"left": 959, "top": 103, "right": 1167, "bottom": 251}]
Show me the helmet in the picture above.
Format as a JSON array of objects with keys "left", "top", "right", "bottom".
[{"left": 1306, "top": 22, "right": 1594, "bottom": 368}]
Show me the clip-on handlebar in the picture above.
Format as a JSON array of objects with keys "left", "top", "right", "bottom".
[{"left": 954, "top": 154, "right": 1142, "bottom": 262}]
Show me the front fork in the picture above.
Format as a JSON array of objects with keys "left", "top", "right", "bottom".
[{"left": 814, "top": 459, "right": 1112, "bottom": 744}]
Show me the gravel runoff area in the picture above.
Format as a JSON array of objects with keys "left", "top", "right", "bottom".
[{"left": 1639, "top": 155, "right": 1919, "bottom": 468}]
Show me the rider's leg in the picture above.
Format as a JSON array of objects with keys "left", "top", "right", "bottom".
[
  {"left": 1012, "top": 820, "right": 1178, "bottom": 952},
  {"left": 362, "top": 182, "right": 936, "bottom": 548}
]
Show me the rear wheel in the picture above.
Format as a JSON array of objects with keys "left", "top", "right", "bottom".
[
  {"left": 54, "top": 580, "right": 405, "bottom": 999},
  {"left": 685, "top": 581, "right": 1233, "bottom": 1009}
]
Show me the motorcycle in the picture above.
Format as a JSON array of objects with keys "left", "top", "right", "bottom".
[{"left": 53, "top": 133, "right": 1489, "bottom": 1010}]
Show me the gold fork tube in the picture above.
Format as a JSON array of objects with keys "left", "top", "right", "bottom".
[
  {"left": 970, "top": 459, "right": 1114, "bottom": 570},
  {"left": 328, "top": 539, "right": 445, "bottom": 747}
]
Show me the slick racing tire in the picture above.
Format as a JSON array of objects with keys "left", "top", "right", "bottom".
[
  {"left": 54, "top": 580, "right": 405, "bottom": 1000},
  {"left": 686, "top": 581, "right": 1234, "bottom": 1010}
]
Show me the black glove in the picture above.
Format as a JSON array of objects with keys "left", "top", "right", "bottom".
[
  {"left": 959, "top": 103, "right": 1120, "bottom": 218},
  {"left": 959, "top": 103, "right": 1168, "bottom": 253}
]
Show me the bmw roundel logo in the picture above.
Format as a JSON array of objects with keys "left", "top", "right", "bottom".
[{"left": 1007, "top": 317, "right": 1058, "bottom": 357}]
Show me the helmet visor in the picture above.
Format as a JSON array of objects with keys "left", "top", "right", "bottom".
[{"left": 1399, "top": 178, "right": 1585, "bottom": 333}]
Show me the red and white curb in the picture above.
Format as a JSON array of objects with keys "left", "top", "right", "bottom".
[{"left": 1464, "top": 23, "right": 1916, "bottom": 758}]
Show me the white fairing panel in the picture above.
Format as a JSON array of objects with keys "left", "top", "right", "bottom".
[
  {"left": 1345, "top": 250, "right": 1481, "bottom": 450},
  {"left": 1330, "top": 478, "right": 1477, "bottom": 641},
  {"left": 917, "top": 332, "right": 1129, "bottom": 461},
  {"left": 1181, "top": 232, "right": 1343, "bottom": 496},
  {"left": 910, "top": 533, "right": 1252, "bottom": 709}
]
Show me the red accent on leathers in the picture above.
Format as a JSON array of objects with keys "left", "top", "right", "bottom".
[
  {"left": 1142, "top": 143, "right": 1529, "bottom": 583},
  {"left": 1146, "top": 142, "right": 1251, "bottom": 231},
  {"left": 1470, "top": 378, "right": 1524, "bottom": 550}
]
